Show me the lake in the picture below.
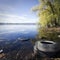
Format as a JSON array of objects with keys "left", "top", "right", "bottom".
[
  {"left": 0, "top": 25, "right": 38, "bottom": 40},
  {"left": 0, "top": 25, "right": 38, "bottom": 59}
]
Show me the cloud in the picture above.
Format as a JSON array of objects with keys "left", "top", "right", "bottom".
[
  {"left": 0, "top": 0, "right": 37, "bottom": 23},
  {"left": 0, "top": 13, "right": 37, "bottom": 23}
]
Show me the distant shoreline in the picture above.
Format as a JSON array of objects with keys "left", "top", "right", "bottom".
[{"left": 0, "top": 23, "right": 37, "bottom": 25}]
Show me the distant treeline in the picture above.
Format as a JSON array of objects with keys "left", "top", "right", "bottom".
[{"left": 0, "top": 23, "right": 37, "bottom": 25}]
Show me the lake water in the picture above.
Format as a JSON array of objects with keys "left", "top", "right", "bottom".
[{"left": 0, "top": 25, "right": 38, "bottom": 40}]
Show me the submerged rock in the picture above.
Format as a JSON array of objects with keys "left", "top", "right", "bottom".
[{"left": 0, "top": 50, "right": 3, "bottom": 53}]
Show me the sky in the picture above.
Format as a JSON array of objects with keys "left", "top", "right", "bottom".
[{"left": 0, "top": 0, "right": 39, "bottom": 23}]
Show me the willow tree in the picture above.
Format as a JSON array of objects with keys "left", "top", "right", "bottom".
[
  {"left": 32, "top": 0, "right": 60, "bottom": 41},
  {"left": 32, "top": 0, "right": 60, "bottom": 27}
]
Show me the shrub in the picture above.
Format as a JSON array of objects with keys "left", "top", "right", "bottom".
[{"left": 38, "top": 27, "right": 60, "bottom": 42}]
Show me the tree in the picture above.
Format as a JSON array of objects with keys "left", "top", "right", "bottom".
[
  {"left": 32, "top": 0, "right": 60, "bottom": 27},
  {"left": 32, "top": 0, "right": 60, "bottom": 41}
]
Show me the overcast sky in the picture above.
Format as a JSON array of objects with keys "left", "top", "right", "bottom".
[{"left": 0, "top": 0, "right": 39, "bottom": 23}]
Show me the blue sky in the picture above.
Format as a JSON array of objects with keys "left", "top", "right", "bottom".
[{"left": 0, "top": 0, "right": 39, "bottom": 23}]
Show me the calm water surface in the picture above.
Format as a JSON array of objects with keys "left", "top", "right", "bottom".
[{"left": 0, "top": 25, "right": 38, "bottom": 40}]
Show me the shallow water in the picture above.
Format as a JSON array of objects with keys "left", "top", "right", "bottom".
[{"left": 0, "top": 25, "right": 38, "bottom": 60}]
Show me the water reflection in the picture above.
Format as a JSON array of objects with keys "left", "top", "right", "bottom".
[{"left": 0, "top": 25, "right": 38, "bottom": 40}]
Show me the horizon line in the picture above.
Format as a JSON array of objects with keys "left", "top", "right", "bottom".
[{"left": 0, "top": 23, "right": 38, "bottom": 25}]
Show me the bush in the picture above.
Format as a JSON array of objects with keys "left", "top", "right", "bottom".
[{"left": 38, "top": 27, "right": 60, "bottom": 42}]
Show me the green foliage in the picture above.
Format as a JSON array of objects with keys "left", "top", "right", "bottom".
[
  {"left": 32, "top": 0, "right": 60, "bottom": 41},
  {"left": 38, "top": 27, "right": 60, "bottom": 41},
  {"left": 32, "top": 0, "right": 60, "bottom": 27}
]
